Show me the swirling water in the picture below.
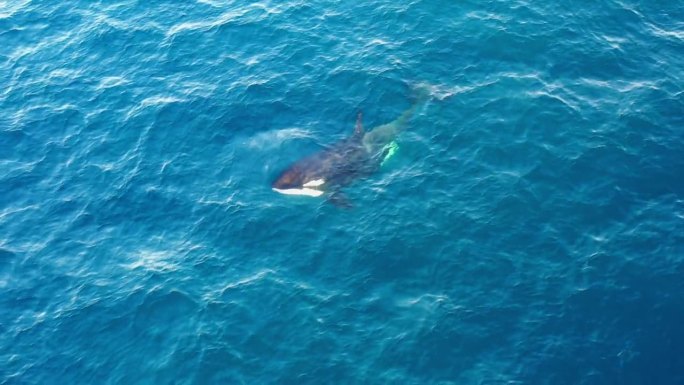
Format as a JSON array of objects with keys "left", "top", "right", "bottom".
[{"left": 1, "top": 1, "right": 683, "bottom": 384}]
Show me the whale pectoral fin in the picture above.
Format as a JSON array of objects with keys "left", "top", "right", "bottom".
[
  {"left": 328, "top": 191, "right": 353, "bottom": 209},
  {"left": 354, "top": 111, "right": 363, "bottom": 135}
]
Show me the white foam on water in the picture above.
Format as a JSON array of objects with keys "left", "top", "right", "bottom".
[{"left": 245, "top": 127, "right": 313, "bottom": 150}]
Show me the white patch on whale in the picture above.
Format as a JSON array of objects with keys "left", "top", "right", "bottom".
[
  {"left": 303, "top": 179, "right": 325, "bottom": 187},
  {"left": 272, "top": 188, "right": 324, "bottom": 197}
]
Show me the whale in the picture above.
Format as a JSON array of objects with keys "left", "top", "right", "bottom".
[{"left": 272, "top": 93, "right": 426, "bottom": 205}]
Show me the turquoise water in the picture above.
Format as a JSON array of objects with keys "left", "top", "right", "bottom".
[{"left": 2, "top": 1, "right": 684, "bottom": 384}]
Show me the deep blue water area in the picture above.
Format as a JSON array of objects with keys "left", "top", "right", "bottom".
[{"left": 2, "top": 1, "right": 684, "bottom": 384}]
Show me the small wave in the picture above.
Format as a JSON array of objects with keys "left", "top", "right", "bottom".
[
  {"left": 96, "top": 76, "right": 131, "bottom": 90},
  {"left": 0, "top": 0, "right": 31, "bottom": 20},
  {"left": 165, "top": 7, "right": 258, "bottom": 39},
  {"left": 221, "top": 269, "right": 276, "bottom": 290},
  {"left": 579, "top": 78, "right": 660, "bottom": 93},
  {"left": 417, "top": 81, "right": 498, "bottom": 101},
  {"left": 645, "top": 21, "right": 684, "bottom": 42},
  {"left": 200, "top": 269, "right": 278, "bottom": 303},
  {"left": 465, "top": 10, "right": 510, "bottom": 22},
  {"left": 122, "top": 250, "right": 180, "bottom": 272},
  {"left": 396, "top": 293, "right": 452, "bottom": 309},
  {"left": 124, "top": 95, "right": 186, "bottom": 120}
]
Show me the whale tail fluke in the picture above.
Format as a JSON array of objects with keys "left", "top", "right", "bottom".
[{"left": 390, "top": 84, "right": 432, "bottom": 131}]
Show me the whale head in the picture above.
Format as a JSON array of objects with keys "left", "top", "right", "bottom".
[{"left": 272, "top": 166, "right": 326, "bottom": 197}]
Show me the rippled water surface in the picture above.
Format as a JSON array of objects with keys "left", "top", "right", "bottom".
[{"left": 2, "top": 1, "right": 684, "bottom": 384}]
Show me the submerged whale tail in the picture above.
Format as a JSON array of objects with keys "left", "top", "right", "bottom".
[
  {"left": 361, "top": 84, "right": 431, "bottom": 153},
  {"left": 394, "top": 84, "right": 432, "bottom": 129}
]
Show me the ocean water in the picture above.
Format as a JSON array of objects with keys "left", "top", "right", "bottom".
[{"left": 2, "top": 0, "right": 684, "bottom": 384}]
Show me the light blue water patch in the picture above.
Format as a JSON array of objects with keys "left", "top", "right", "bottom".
[{"left": 2, "top": 1, "right": 684, "bottom": 384}]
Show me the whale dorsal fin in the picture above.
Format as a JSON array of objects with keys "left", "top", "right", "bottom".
[{"left": 354, "top": 111, "right": 363, "bottom": 136}]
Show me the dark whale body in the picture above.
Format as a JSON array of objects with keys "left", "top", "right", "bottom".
[{"left": 272, "top": 93, "right": 427, "bottom": 203}]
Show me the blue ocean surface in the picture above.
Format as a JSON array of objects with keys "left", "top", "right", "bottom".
[{"left": 2, "top": 1, "right": 683, "bottom": 384}]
